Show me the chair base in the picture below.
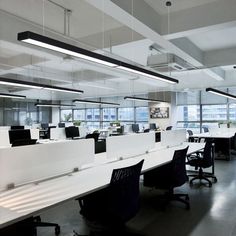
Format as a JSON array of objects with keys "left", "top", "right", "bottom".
[
  {"left": 163, "top": 191, "right": 190, "bottom": 210},
  {"left": 188, "top": 168, "right": 217, "bottom": 187}
]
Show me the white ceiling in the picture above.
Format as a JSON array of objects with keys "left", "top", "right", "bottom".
[
  {"left": 144, "top": 0, "right": 220, "bottom": 15},
  {"left": 188, "top": 25, "right": 236, "bottom": 51},
  {"left": 0, "top": 0, "right": 236, "bottom": 102}
]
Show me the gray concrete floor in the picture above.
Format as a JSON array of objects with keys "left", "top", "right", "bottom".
[{"left": 38, "top": 159, "right": 236, "bottom": 236}]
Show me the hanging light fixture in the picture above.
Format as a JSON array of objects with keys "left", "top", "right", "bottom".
[
  {"left": 124, "top": 96, "right": 163, "bottom": 103},
  {"left": 0, "top": 93, "right": 26, "bottom": 99},
  {"left": 73, "top": 99, "right": 120, "bottom": 106},
  {"left": 35, "top": 103, "right": 76, "bottom": 108},
  {"left": 17, "top": 31, "right": 178, "bottom": 84},
  {"left": 206, "top": 88, "right": 236, "bottom": 100},
  {"left": 0, "top": 78, "right": 83, "bottom": 94}
]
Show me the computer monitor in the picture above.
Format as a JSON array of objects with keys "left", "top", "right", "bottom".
[
  {"left": 11, "top": 139, "right": 37, "bottom": 147},
  {"left": 41, "top": 123, "right": 49, "bottom": 129},
  {"left": 65, "top": 126, "right": 80, "bottom": 139},
  {"left": 11, "top": 126, "right": 24, "bottom": 130},
  {"left": 132, "top": 124, "right": 139, "bottom": 133},
  {"left": 58, "top": 122, "right": 65, "bottom": 128},
  {"left": 149, "top": 123, "right": 157, "bottom": 130},
  {"left": 9, "top": 129, "right": 31, "bottom": 144}
]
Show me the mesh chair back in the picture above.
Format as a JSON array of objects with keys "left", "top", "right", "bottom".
[
  {"left": 166, "top": 126, "right": 172, "bottom": 130},
  {"left": 172, "top": 146, "right": 189, "bottom": 187},
  {"left": 109, "top": 160, "right": 144, "bottom": 223},
  {"left": 187, "top": 130, "right": 193, "bottom": 135},
  {"left": 86, "top": 133, "right": 100, "bottom": 142},
  {"left": 203, "top": 127, "right": 209, "bottom": 133},
  {"left": 201, "top": 140, "right": 213, "bottom": 168}
]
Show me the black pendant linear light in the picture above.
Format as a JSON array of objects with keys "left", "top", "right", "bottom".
[
  {"left": 124, "top": 96, "right": 164, "bottom": 103},
  {"left": 35, "top": 103, "right": 76, "bottom": 108},
  {"left": 0, "top": 93, "right": 26, "bottom": 99},
  {"left": 0, "top": 78, "right": 83, "bottom": 94},
  {"left": 17, "top": 31, "right": 178, "bottom": 84},
  {"left": 206, "top": 88, "right": 236, "bottom": 100},
  {"left": 73, "top": 99, "right": 120, "bottom": 106}
]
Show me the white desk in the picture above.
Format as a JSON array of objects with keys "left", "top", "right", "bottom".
[
  {"left": 191, "top": 132, "right": 234, "bottom": 160},
  {"left": 0, "top": 142, "right": 204, "bottom": 229}
]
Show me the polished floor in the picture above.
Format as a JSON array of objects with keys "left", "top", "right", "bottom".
[{"left": 38, "top": 159, "right": 236, "bottom": 236}]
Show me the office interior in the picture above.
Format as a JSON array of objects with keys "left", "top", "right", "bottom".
[{"left": 1, "top": 0, "right": 236, "bottom": 236}]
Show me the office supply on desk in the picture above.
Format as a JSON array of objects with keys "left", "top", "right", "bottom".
[
  {"left": 65, "top": 126, "right": 80, "bottom": 139},
  {"left": 187, "top": 140, "right": 217, "bottom": 187},
  {"left": 77, "top": 160, "right": 144, "bottom": 236},
  {"left": 166, "top": 126, "right": 172, "bottom": 130},
  {"left": 143, "top": 146, "right": 190, "bottom": 209}
]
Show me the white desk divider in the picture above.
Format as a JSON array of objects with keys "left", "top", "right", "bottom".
[
  {"left": 0, "top": 139, "right": 94, "bottom": 191},
  {"left": 50, "top": 127, "right": 66, "bottom": 140},
  {"left": 161, "top": 129, "right": 187, "bottom": 148},
  {"left": 30, "top": 128, "right": 40, "bottom": 140},
  {"left": 106, "top": 132, "right": 155, "bottom": 160},
  {"left": 79, "top": 126, "right": 87, "bottom": 138},
  {"left": 0, "top": 130, "right": 10, "bottom": 147}
]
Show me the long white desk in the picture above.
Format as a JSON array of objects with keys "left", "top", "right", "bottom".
[
  {"left": 191, "top": 131, "right": 235, "bottom": 160},
  {"left": 0, "top": 142, "right": 204, "bottom": 229}
]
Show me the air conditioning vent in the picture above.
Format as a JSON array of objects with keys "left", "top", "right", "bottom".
[{"left": 147, "top": 53, "right": 193, "bottom": 73}]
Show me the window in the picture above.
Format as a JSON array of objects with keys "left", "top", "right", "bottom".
[
  {"left": 229, "top": 104, "right": 236, "bottom": 121},
  {"left": 74, "top": 109, "right": 85, "bottom": 121},
  {"left": 102, "top": 108, "right": 116, "bottom": 121},
  {"left": 86, "top": 109, "right": 100, "bottom": 121},
  {"left": 61, "top": 110, "right": 72, "bottom": 122},
  {"left": 136, "top": 107, "right": 148, "bottom": 122},
  {"left": 202, "top": 105, "right": 227, "bottom": 121},
  {"left": 118, "top": 108, "right": 134, "bottom": 121}
]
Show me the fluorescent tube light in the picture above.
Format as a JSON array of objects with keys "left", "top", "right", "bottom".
[
  {"left": 0, "top": 78, "right": 83, "bottom": 94},
  {"left": 117, "top": 66, "right": 178, "bottom": 84},
  {"left": 206, "top": 88, "right": 236, "bottom": 100},
  {"left": 124, "top": 96, "right": 164, "bottom": 103},
  {"left": 73, "top": 99, "right": 120, "bottom": 106},
  {"left": 35, "top": 103, "right": 75, "bottom": 108},
  {"left": 18, "top": 31, "right": 179, "bottom": 84},
  {"left": 0, "top": 93, "right": 26, "bottom": 99}
]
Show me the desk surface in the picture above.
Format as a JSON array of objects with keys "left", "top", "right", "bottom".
[
  {"left": 0, "top": 142, "right": 204, "bottom": 228},
  {"left": 191, "top": 132, "right": 234, "bottom": 139}
]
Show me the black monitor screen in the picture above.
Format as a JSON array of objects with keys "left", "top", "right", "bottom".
[
  {"left": 41, "top": 123, "right": 49, "bottom": 129},
  {"left": 149, "top": 123, "right": 157, "bottom": 130},
  {"left": 132, "top": 124, "right": 139, "bottom": 133},
  {"left": 9, "top": 129, "right": 31, "bottom": 144},
  {"left": 65, "top": 126, "right": 80, "bottom": 139},
  {"left": 11, "top": 126, "right": 24, "bottom": 130},
  {"left": 58, "top": 123, "right": 65, "bottom": 128}
]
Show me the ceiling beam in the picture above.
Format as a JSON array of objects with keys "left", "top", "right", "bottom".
[{"left": 86, "top": 0, "right": 224, "bottom": 81}]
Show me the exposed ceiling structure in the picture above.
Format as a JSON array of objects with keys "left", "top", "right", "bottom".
[{"left": 0, "top": 0, "right": 236, "bottom": 101}]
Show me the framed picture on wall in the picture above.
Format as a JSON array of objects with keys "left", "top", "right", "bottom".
[{"left": 150, "top": 107, "right": 169, "bottom": 119}]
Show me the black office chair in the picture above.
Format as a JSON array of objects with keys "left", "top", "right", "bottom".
[
  {"left": 166, "top": 126, "right": 172, "bottom": 130},
  {"left": 85, "top": 133, "right": 100, "bottom": 142},
  {"left": 143, "top": 146, "right": 190, "bottom": 209},
  {"left": 187, "top": 140, "right": 217, "bottom": 187},
  {"left": 187, "top": 130, "right": 195, "bottom": 142},
  {"left": 202, "top": 127, "right": 209, "bottom": 133},
  {"left": 76, "top": 160, "right": 144, "bottom": 236}
]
